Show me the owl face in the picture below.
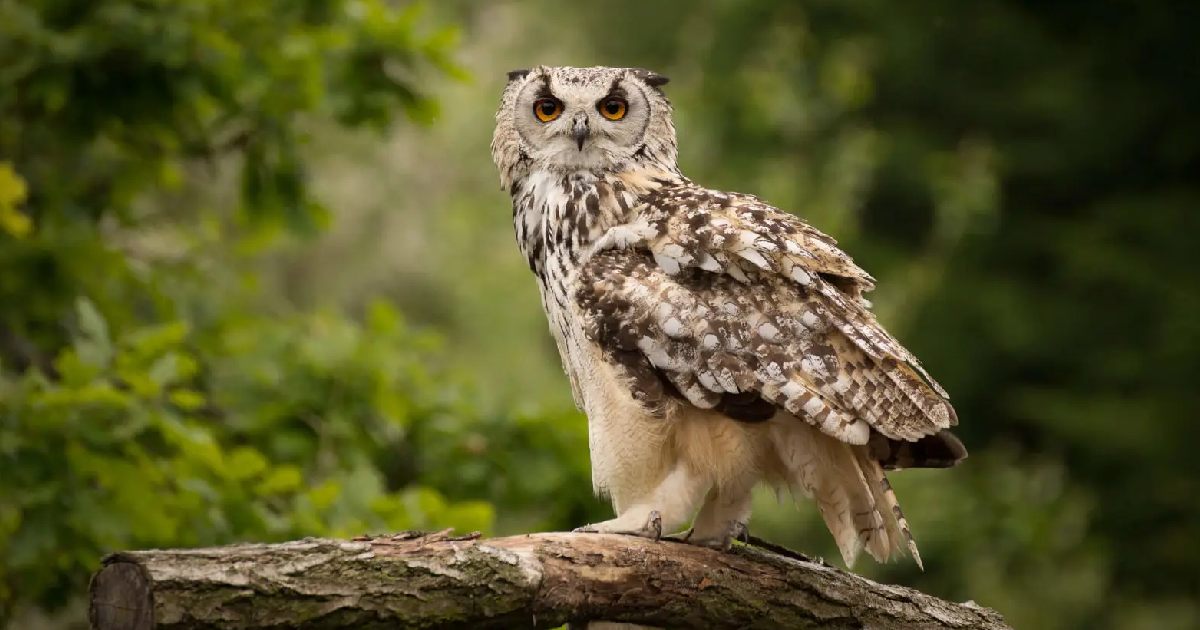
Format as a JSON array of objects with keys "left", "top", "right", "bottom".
[{"left": 498, "top": 66, "right": 675, "bottom": 173}]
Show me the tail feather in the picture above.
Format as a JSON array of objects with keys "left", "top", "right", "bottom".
[
  {"left": 886, "top": 479, "right": 923, "bottom": 570},
  {"left": 869, "top": 429, "right": 967, "bottom": 470},
  {"left": 771, "top": 419, "right": 894, "bottom": 567},
  {"left": 855, "top": 448, "right": 924, "bottom": 570}
]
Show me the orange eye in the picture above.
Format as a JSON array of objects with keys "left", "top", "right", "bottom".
[
  {"left": 598, "top": 97, "right": 627, "bottom": 120},
  {"left": 533, "top": 97, "right": 562, "bottom": 122}
]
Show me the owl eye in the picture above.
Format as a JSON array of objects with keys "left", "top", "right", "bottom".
[
  {"left": 533, "top": 97, "right": 563, "bottom": 122},
  {"left": 598, "top": 97, "right": 628, "bottom": 121}
]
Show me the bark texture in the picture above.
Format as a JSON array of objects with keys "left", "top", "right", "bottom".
[{"left": 88, "top": 530, "right": 1009, "bottom": 629}]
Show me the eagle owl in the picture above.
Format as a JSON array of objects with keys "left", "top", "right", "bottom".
[{"left": 491, "top": 66, "right": 965, "bottom": 568}]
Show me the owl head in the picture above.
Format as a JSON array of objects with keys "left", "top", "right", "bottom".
[{"left": 491, "top": 66, "right": 679, "bottom": 191}]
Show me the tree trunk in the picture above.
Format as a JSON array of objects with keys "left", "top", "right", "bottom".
[{"left": 88, "top": 530, "right": 1008, "bottom": 629}]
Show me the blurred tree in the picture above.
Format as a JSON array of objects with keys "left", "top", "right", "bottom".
[{"left": 0, "top": 0, "right": 520, "bottom": 623}]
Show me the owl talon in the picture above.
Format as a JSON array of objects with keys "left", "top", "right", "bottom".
[
  {"left": 732, "top": 520, "right": 750, "bottom": 543},
  {"left": 646, "top": 510, "right": 663, "bottom": 539}
]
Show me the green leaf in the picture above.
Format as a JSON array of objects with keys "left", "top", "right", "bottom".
[
  {"left": 125, "top": 322, "right": 191, "bottom": 360},
  {"left": 0, "top": 162, "right": 31, "bottom": 238},
  {"left": 307, "top": 481, "right": 341, "bottom": 511},
  {"left": 168, "top": 389, "right": 207, "bottom": 411},
  {"left": 226, "top": 447, "right": 268, "bottom": 480},
  {"left": 256, "top": 466, "right": 303, "bottom": 495},
  {"left": 147, "top": 353, "right": 182, "bottom": 388},
  {"left": 74, "top": 297, "right": 113, "bottom": 368}
]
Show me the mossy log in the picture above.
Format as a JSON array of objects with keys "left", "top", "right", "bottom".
[{"left": 88, "top": 530, "right": 1008, "bottom": 629}]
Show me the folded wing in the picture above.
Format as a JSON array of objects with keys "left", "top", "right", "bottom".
[{"left": 577, "top": 189, "right": 958, "bottom": 445}]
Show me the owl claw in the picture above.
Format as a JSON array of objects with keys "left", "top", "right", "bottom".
[
  {"left": 573, "top": 510, "right": 663, "bottom": 540},
  {"left": 732, "top": 520, "right": 750, "bottom": 543}
]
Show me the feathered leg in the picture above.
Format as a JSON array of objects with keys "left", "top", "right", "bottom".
[
  {"left": 683, "top": 479, "right": 755, "bottom": 549},
  {"left": 575, "top": 461, "right": 708, "bottom": 538}
]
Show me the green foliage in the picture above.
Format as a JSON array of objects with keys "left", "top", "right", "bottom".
[
  {"left": 0, "top": 0, "right": 459, "bottom": 358},
  {"left": 1, "top": 300, "right": 492, "bottom": 611},
  {"left": 0, "top": 0, "right": 512, "bottom": 621}
]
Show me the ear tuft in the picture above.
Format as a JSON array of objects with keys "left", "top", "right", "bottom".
[
  {"left": 644, "top": 74, "right": 670, "bottom": 87},
  {"left": 506, "top": 68, "right": 531, "bottom": 82},
  {"left": 633, "top": 68, "right": 670, "bottom": 88}
]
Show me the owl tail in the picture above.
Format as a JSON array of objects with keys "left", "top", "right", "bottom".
[
  {"left": 855, "top": 448, "right": 923, "bottom": 570},
  {"left": 771, "top": 419, "right": 922, "bottom": 568}
]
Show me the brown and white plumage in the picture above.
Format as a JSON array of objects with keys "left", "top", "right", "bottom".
[{"left": 492, "top": 66, "right": 965, "bottom": 568}]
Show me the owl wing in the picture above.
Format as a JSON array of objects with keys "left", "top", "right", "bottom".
[{"left": 577, "top": 188, "right": 956, "bottom": 445}]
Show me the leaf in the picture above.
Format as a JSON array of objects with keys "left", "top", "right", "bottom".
[
  {"left": 0, "top": 162, "right": 30, "bottom": 238},
  {"left": 256, "top": 465, "right": 303, "bottom": 495},
  {"left": 226, "top": 447, "right": 268, "bottom": 480},
  {"left": 74, "top": 297, "right": 113, "bottom": 367},
  {"left": 147, "top": 353, "right": 181, "bottom": 388},
  {"left": 53, "top": 349, "right": 103, "bottom": 386},
  {"left": 168, "top": 389, "right": 207, "bottom": 411},
  {"left": 308, "top": 481, "right": 341, "bottom": 511},
  {"left": 125, "top": 322, "right": 191, "bottom": 360}
]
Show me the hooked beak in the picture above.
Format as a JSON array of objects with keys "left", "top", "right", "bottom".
[{"left": 571, "top": 118, "right": 589, "bottom": 151}]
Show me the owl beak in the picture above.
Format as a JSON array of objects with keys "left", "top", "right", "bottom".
[{"left": 571, "top": 119, "right": 589, "bottom": 151}]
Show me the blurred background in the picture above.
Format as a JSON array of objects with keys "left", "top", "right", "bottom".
[{"left": 1, "top": 1, "right": 1197, "bottom": 628}]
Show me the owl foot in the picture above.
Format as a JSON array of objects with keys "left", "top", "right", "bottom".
[
  {"left": 573, "top": 510, "right": 663, "bottom": 540},
  {"left": 673, "top": 520, "right": 749, "bottom": 551}
]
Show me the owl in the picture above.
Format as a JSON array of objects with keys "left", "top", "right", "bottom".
[{"left": 491, "top": 66, "right": 965, "bottom": 568}]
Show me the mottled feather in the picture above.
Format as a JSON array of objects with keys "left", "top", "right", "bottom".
[{"left": 580, "top": 187, "right": 957, "bottom": 445}]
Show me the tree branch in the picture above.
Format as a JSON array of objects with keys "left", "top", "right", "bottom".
[{"left": 88, "top": 531, "right": 1009, "bottom": 629}]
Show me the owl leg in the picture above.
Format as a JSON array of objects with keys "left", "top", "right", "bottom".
[
  {"left": 680, "top": 482, "right": 754, "bottom": 550},
  {"left": 574, "top": 462, "right": 708, "bottom": 539}
]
